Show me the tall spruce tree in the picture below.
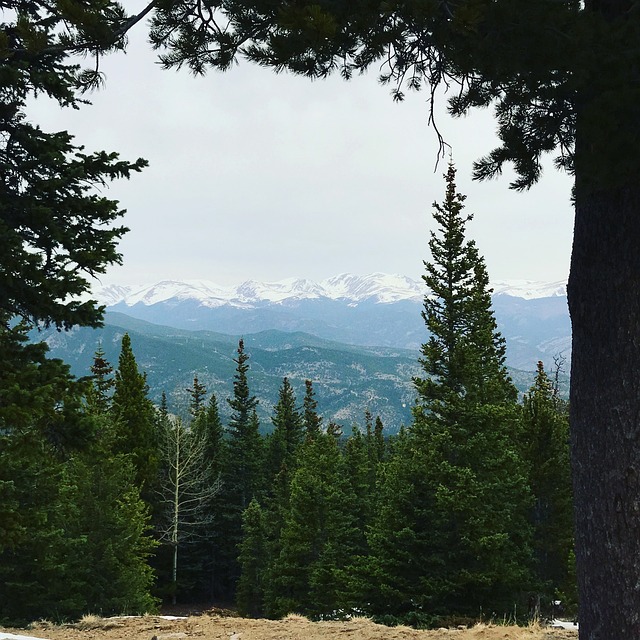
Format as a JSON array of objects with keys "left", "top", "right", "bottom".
[
  {"left": 187, "top": 375, "right": 207, "bottom": 419},
  {"left": 302, "top": 379, "right": 322, "bottom": 441},
  {"left": 263, "top": 431, "right": 358, "bottom": 619},
  {"left": 521, "top": 361, "right": 575, "bottom": 612},
  {"left": 265, "top": 377, "right": 303, "bottom": 485},
  {"left": 236, "top": 498, "right": 268, "bottom": 618},
  {"left": 259, "top": 379, "right": 308, "bottom": 616},
  {"left": 216, "top": 339, "right": 264, "bottom": 598},
  {"left": 86, "top": 345, "right": 115, "bottom": 415},
  {"left": 112, "top": 333, "right": 158, "bottom": 498},
  {"left": 226, "top": 340, "right": 263, "bottom": 509},
  {"left": 368, "top": 165, "right": 533, "bottom": 624}
]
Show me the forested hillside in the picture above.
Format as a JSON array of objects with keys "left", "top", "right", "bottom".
[
  {"left": 0, "top": 164, "right": 575, "bottom": 629},
  {"left": 33, "top": 311, "right": 569, "bottom": 433}
]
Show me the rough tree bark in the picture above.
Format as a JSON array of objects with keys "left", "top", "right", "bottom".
[{"left": 569, "top": 172, "right": 640, "bottom": 638}]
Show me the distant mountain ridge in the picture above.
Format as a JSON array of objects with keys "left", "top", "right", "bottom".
[
  {"left": 93, "top": 273, "right": 567, "bottom": 307},
  {"left": 94, "top": 273, "right": 571, "bottom": 371},
  {"left": 35, "top": 312, "right": 568, "bottom": 434}
]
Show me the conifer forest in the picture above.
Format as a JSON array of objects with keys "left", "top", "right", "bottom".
[
  {"left": 14, "top": 2, "right": 640, "bottom": 637},
  {"left": 0, "top": 165, "right": 575, "bottom": 628}
]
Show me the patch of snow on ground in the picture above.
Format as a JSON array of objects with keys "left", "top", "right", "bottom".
[{"left": 551, "top": 619, "right": 578, "bottom": 629}]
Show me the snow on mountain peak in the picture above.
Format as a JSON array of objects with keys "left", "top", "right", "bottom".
[
  {"left": 93, "top": 274, "right": 567, "bottom": 308},
  {"left": 491, "top": 280, "right": 567, "bottom": 300}
]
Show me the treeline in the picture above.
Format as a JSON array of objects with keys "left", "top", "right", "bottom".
[{"left": 0, "top": 165, "right": 575, "bottom": 627}]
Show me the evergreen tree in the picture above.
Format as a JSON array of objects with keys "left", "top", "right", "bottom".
[
  {"left": 53, "top": 450, "right": 157, "bottom": 618},
  {"left": 86, "top": 345, "right": 114, "bottom": 414},
  {"left": 265, "top": 377, "right": 303, "bottom": 485},
  {"left": 373, "top": 415, "right": 385, "bottom": 463},
  {"left": 226, "top": 340, "right": 263, "bottom": 509},
  {"left": 216, "top": 340, "right": 264, "bottom": 598},
  {"left": 1, "top": 2, "right": 147, "bottom": 331},
  {"left": 343, "top": 426, "right": 372, "bottom": 555},
  {"left": 303, "top": 379, "right": 322, "bottom": 441},
  {"left": 521, "top": 361, "right": 575, "bottom": 611},
  {"left": 187, "top": 375, "right": 207, "bottom": 419},
  {"left": 192, "top": 393, "right": 226, "bottom": 478},
  {"left": 368, "top": 165, "right": 533, "bottom": 623},
  {"left": 111, "top": 333, "right": 158, "bottom": 496},
  {"left": 0, "top": 321, "right": 155, "bottom": 622},
  {"left": 415, "top": 162, "right": 515, "bottom": 410},
  {"left": 236, "top": 499, "right": 268, "bottom": 618},
  {"left": 264, "top": 433, "right": 358, "bottom": 618}
]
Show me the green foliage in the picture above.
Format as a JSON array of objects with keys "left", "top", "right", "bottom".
[
  {"left": 1, "top": 2, "right": 148, "bottom": 329},
  {"left": 53, "top": 448, "right": 158, "bottom": 618},
  {"left": 211, "top": 340, "right": 265, "bottom": 599},
  {"left": 0, "top": 322, "right": 156, "bottom": 623},
  {"left": 303, "top": 379, "right": 323, "bottom": 440},
  {"left": 415, "top": 162, "right": 516, "bottom": 411},
  {"left": 225, "top": 339, "right": 264, "bottom": 509},
  {"left": 187, "top": 375, "right": 207, "bottom": 418},
  {"left": 265, "top": 377, "right": 303, "bottom": 484},
  {"left": 263, "top": 433, "right": 360, "bottom": 618},
  {"left": 112, "top": 333, "right": 159, "bottom": 495},
  {"left": 236, "top": 499, "right": 268, "bottom": 618},
  {"left": 148, "top": 0, "right": 606, "bottom": 188},
  {"left": 363, "top": 166, "right": 533, "bottom": 623},
  {"left": 521, "top": 361, "right": 575, "bottom": 607},
  {"left": 86, "top": 345, "right": 115, "bottom": 414}
]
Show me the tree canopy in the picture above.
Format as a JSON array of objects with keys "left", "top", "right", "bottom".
[{"left": 5, "top": 1, "right": 640, "bottom": 636}]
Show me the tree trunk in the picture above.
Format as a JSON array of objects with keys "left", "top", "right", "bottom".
[{"left": 568, "top": 182, "right": 640, "bottom": 638}]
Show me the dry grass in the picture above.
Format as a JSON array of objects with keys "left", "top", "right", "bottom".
[{"left": 1, "top": 613, "right": 578, "bottom": 640}]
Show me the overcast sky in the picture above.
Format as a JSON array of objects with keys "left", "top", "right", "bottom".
[{"left": 28, "top": 17, "right": 575, "bottom": 288}]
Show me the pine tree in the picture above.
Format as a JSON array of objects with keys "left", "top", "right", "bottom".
[
  {"left": 187, "top": 393, "right": 228, "bottom": 601},
  {"left": 373, "top": 416, "right": 386, "bottom": 463},
  {"left": 1, "top": 2, "right": 148, "bottom": 331},
  {"left": 343, "top": 426, "right": 372, "bottom": 555},
  {"left": 415, "top": 162, "right": 515, "bottom": 411},
  {"left": 264, "top": 432, "right": 359, "bottom": 618},
  {"left": 0, "top": 321, "right": 156, "bottom": 622},
  {"left": 236, "top": 499, "right": 268, "bottom": 618},
  {"left": 86, "top": 344, "right": 115, "bottom": 414},
  {"left": 302, "top": 379, "right": 322, "bottom": 441},
  {"left": 368, "top": 164, "right": 533, "bottom": 623},
  {"left": 187, "top": 375, "right": 207, "bottom": 419},
  {"left": 226, "top": 340, "right": 263, "bottom": 509},
  {"left": 111, "top": 333, "right": 159, "bottom": 496},
  {"left": 54, "top": 450, "right": 158, "bottom": 618},
  {"left": 216, "top": 340, "right": 264, "bottom": 598},
  {"left": 521, "top": 361, "right": 575, "bottom": 612},
  {"left": 265, "top": 377, "right": 303, "bottom": 485}
]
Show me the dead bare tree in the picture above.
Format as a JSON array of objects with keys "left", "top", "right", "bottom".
[{"left": 156, "top": 416, "right": 222, "bottom": 604}]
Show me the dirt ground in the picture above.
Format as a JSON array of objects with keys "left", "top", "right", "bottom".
[{"left": 0, "top": 612, "right": 578, "bottom": 640}]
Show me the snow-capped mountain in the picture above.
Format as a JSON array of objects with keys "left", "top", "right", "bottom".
[
  {"left": 95, "top": 273, "right": 570, "bottom": 371},
  {"left": 93, "top": 273, "right": 566, "bottom": 308}
]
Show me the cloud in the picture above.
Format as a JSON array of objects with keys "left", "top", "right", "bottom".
[{"left": 27, "top": 19, "right": 574, "bottom": 287}]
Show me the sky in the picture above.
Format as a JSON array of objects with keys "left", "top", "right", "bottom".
[{"left": 28, "top": 15, "right": 575, "bottom": 288}]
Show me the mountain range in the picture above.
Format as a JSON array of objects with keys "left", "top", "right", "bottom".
[
  {"left": 95, "top": 273, "right": 571, "bottom": 371},
  {"left": 34, "top": 274, "right": 571, "bottom": 433}
]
